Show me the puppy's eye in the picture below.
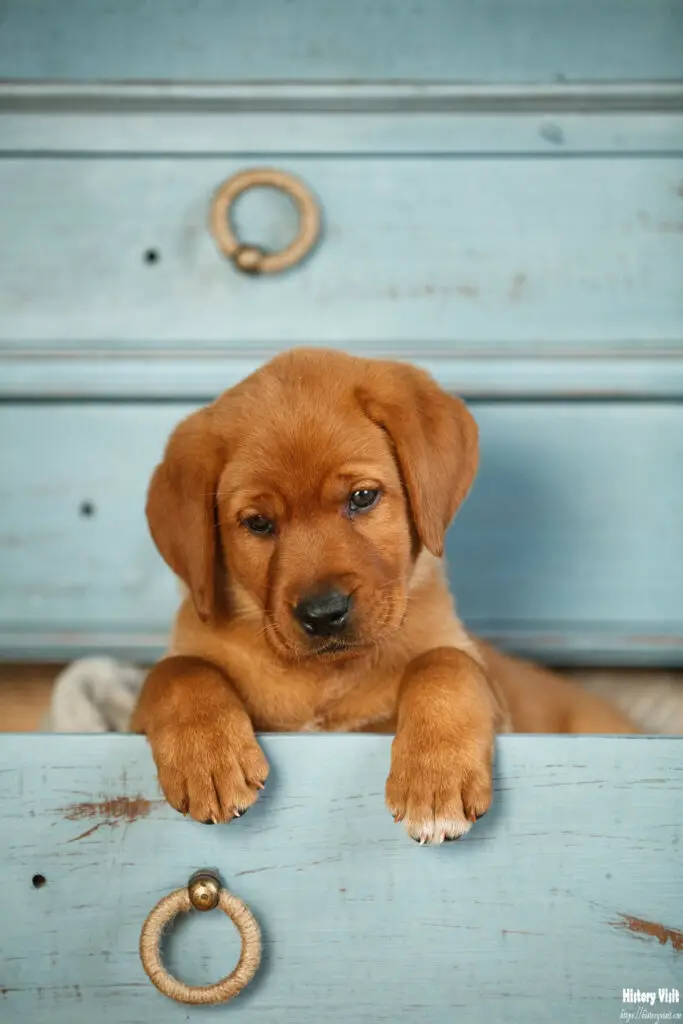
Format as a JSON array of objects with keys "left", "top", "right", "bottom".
[
  {"left": 347, "top": 489, "right": 380, "bottom": 514},
  {"left": 242, "top": 514, "right": 275, "bottom": 536}
]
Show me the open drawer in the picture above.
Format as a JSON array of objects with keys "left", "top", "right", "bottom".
[
  {"left": 1, "top": 400, "right": 681, "bottom": 665},
  {"left": 0, "top": 734, "right": 681, "bottom": 1022}
]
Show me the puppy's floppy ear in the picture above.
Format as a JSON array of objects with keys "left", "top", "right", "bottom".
[
  {"left": 146, "top": 405, "right": 226, "bottom": 621},
  {"left": 357, "top": 362, "right": 478, "bottom": 557}
]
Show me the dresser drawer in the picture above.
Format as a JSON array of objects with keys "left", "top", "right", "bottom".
[
  {"left": 1, "top": 154, "right": 682, "bottom": 360},
  {"left": 0, "top": 734, "right": 680, "bottom": 1023},
  {"left": 2, "top": 0, "right": 682, "bottom": 83},
  {"left": 1, "top": 400, "right": 681, "bottom": 665},
  {"left": 1, "top": 1, "right": 682, "bottom": 400}
]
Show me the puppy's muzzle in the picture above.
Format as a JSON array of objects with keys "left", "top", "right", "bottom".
[{"left": 293, "top": 588, "right": 352, "bottom": 638}]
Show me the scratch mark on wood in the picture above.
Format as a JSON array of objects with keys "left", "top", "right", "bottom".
[
  {"left": 0, "top": 982, "right": 147, "bottom": 996},
  {"left": 611, "top": 913, "right": 683, "bottom": 952},
  {"left": 308, "top": 856, "right": 343, "bottom": 867},
  {"left": 233, "top": 864, "right": 280, "bottom": 877},
  {"left": 67, "top": 822, "right": 104, "bottom": 843},
  {"left": 236, "top": 853, "right": 342, "bottom": 877}
]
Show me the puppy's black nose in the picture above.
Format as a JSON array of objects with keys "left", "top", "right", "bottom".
[{"left": 294, "top": 589, "right": 352, "bottom": 637}]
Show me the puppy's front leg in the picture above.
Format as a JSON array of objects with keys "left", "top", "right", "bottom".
[
  {"left": 131, "top": 656, "right": 269, "bottom": 824},
  {"left": 386, "top": 647, "right": 500, "bottom": 845}
]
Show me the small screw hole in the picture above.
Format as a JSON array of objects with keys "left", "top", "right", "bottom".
[
  {"left": 32, "top": 874, "right": 46, "bottom": 889},
  {"left": 143, "top": 248, "right": 160, "bottom": 264},
  {"left": 79, "top": 501, "right": 95, "bottom": 518}
]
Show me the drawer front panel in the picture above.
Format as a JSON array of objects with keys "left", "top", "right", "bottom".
[
  {"left": 0, "top": 734, "right": 681, "bottom": 1023},
  {"left": 1, "top": 401, "right": 681, "bottom": 663},
  {"left": 1, "top": 157, "right": 682, "bottom": 357},
  {"left": 448, "top": 402, "right": 683, "bottom": 658},
  {"left": 1, "top": 0, "right": 681, "bottom": 83}
]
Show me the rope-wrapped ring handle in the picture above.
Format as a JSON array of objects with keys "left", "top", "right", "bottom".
[
  {"left": 139, "top": 870, "right": 261, "bottom": 1005},
  {"left": 209, "top": 167, "right": 321, "bottom": 275}
]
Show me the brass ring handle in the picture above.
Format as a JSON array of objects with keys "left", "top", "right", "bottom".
[
  {"left": 139, "top": 871, "right": 261, "bottom": 1005},
  {"left": 209, "top": 167, "right": 321, "bottom": 275}
]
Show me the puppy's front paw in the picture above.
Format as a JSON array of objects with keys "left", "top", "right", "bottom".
[
  {"left": 385, "top": 728, "right": 493, "bottom": 845},
  {"left": 149, "top": 714, "right": 269, "bottom": 824}
]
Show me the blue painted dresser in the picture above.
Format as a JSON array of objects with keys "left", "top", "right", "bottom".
[
  {"left": 0, "top": 4, "right": 682, "bottom": 1020},
  {"left": 1, "top": 0, "right": 682, "bottom": 665}
]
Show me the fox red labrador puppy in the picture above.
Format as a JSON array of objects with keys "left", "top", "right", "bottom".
[{"left": 132, "top": 348, "right": 637, "bottom": 843}]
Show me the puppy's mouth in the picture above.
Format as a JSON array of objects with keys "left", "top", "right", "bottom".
[
  {"left": 265, "top": 617, "right": 375, "bottom": 662},
  {"left": 306, "top": 637, "right": 369, "bottom": 660}
]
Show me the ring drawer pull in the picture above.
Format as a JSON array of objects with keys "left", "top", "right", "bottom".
[
  {"left": 209, "top": 167, "right": 321, "bottom": 275},
  {"left": 139, "top": 870, "right": 261, "bottom": 1005}
]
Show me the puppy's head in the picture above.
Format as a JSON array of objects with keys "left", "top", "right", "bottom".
[{"left": 147, "top": 350, "right": 478, "bottom": 661}]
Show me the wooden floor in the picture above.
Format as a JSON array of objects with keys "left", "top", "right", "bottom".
[{"left": 0, "top": 664, "right": 62, "bottom": 731}]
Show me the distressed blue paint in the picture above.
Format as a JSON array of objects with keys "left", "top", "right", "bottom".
[
  {"left": 1, "top": 157, "right": 682, "bottom": 354},
  {"left": 0, "top": 0, "right": 682, "bottom": 83},
  {"left": 0, "top": 734, "right": 680, "bottom": 1022},
  {"left": 0, "top": 0, "right": 682, "bottom": 671},
  {"left": 0, "top": 402, "right": 681, "bottom": 664}
]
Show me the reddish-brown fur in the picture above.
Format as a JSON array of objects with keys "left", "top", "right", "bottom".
[{"left": 132, "top": 349, "right": 637, "bottom": 843}]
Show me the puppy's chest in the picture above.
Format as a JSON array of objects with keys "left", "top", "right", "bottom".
[
  {"left": 299, "top": 667, "right": 400, "bottom": 733},
  {"left": 246, "top": 660, "right": 400, "bottom": 733},
  {"left": 298, "top": 679, "right": 360, "bottom": 732}
]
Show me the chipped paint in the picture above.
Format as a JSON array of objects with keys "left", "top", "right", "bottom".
[
  {"left": 61, "top": 796, "right": 160, "bottom": 822},
  {"left": 509, "top": 272, "right": 528, "bottom": 303},
  {"left": 612, "top": 913, "right": 683, "bottom": 953},
  {"left": 59, "top": 796, "right": 164, "bottom": 840}
]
